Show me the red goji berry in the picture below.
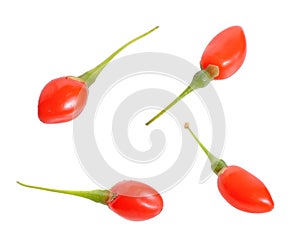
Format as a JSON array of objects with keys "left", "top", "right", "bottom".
[
  {"left": 146, "top": 26, "right": 246, "bottom": 125},
  {"left": 184, "top": 123, "right": 274, "bottom": 213},
  {"left": 17, "top": 180, "right": 163, "bottom": 221},
  {"left": 38, "top": 26, "right": 159, "bottom": 124}
]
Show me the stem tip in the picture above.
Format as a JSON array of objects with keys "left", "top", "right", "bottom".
[{"left": 184, "top": 122, "right": 190, "bottom": 129}]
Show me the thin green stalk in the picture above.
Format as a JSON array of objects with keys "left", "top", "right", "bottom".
[
  {"left": 79, "top": 26, "right": 159, "bottom": 87},
  {"left": 145, "top": 86, "right": 194, "bottom": 126},
  {"left": 17, "top": 181, "right": 114, "bottom": 205},
  {"left": 184, "top": 122, "right": 227, "bottom": 175},
  {"left": 145, "top": 65, "right": 219, "bottom": 126},
  {"left": 184, "top": 123, "right": 218, "bottom": 163}
]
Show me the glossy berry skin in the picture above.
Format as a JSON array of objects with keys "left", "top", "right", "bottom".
[
  {"left": 37, "top": 26, "right": 159, "bottom": 124},
  {"left": 108, "top": 180, "right": 163, "bottom": 221},
  {"left": 217, "top": 165, "right": 274, "bottom": 213},
  {"left": 38, "top": 77, "right": 88, "bottom": 123},
  {"left": 200, "top": 26, "right": 246, "bottom": 80},
  {"left": 17, "top": 180, "right": 163, "bottom": 221},
  {"left": 145, "top": 26, "right": 246, "bottom": 126}
]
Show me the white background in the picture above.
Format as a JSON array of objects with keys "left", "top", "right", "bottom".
[{"left": 1, "top": 0, "right": 300, "bottom": 246}]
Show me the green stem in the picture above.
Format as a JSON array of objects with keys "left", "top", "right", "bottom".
[
  {"left": 145, "top": 65, "right": 219, "bottom": 126},
  {"left": 145, "top": 86, "right": 194, "bottom": 126},
  {"left": 78, "top": 26, "right": 159, "bottom": 87},
  {"left": 17, "top": 181, "right": 115, "bottom": 205},
  {"left": 184, "top": 122, "right": 227, "bottom": 175}
]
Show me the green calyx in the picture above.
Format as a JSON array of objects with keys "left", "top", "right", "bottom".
[
  {"left": 78, "top": 26, "right": 159, "bottom": 87},
  {"left": 184, "top": 122, "right": 227, "bottom": 175},
  {"left": 17, "top": 181, "right": 116, "bottom": 205},
  {"left": 211, "top": 159, "right": 227, "bottom": 175},
  {"left": 190, "top": 65, "right": 219, "bottom": 90},
  {"left": 145, "top": 65, "right": 219, "bottom": 126}
]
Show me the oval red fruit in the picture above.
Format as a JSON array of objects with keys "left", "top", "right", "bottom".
[
  {"left": 108, "top": 180, "right": 163, "bottom": 221},
  {"left": 200, "top": 26, "right": 247, "bottom": 80},
  {"left": 38, "top": 77, "right": 88, "bottom": 123},
  {"left": 217, "top": 165, "right": 274, "bottom": 213}
]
